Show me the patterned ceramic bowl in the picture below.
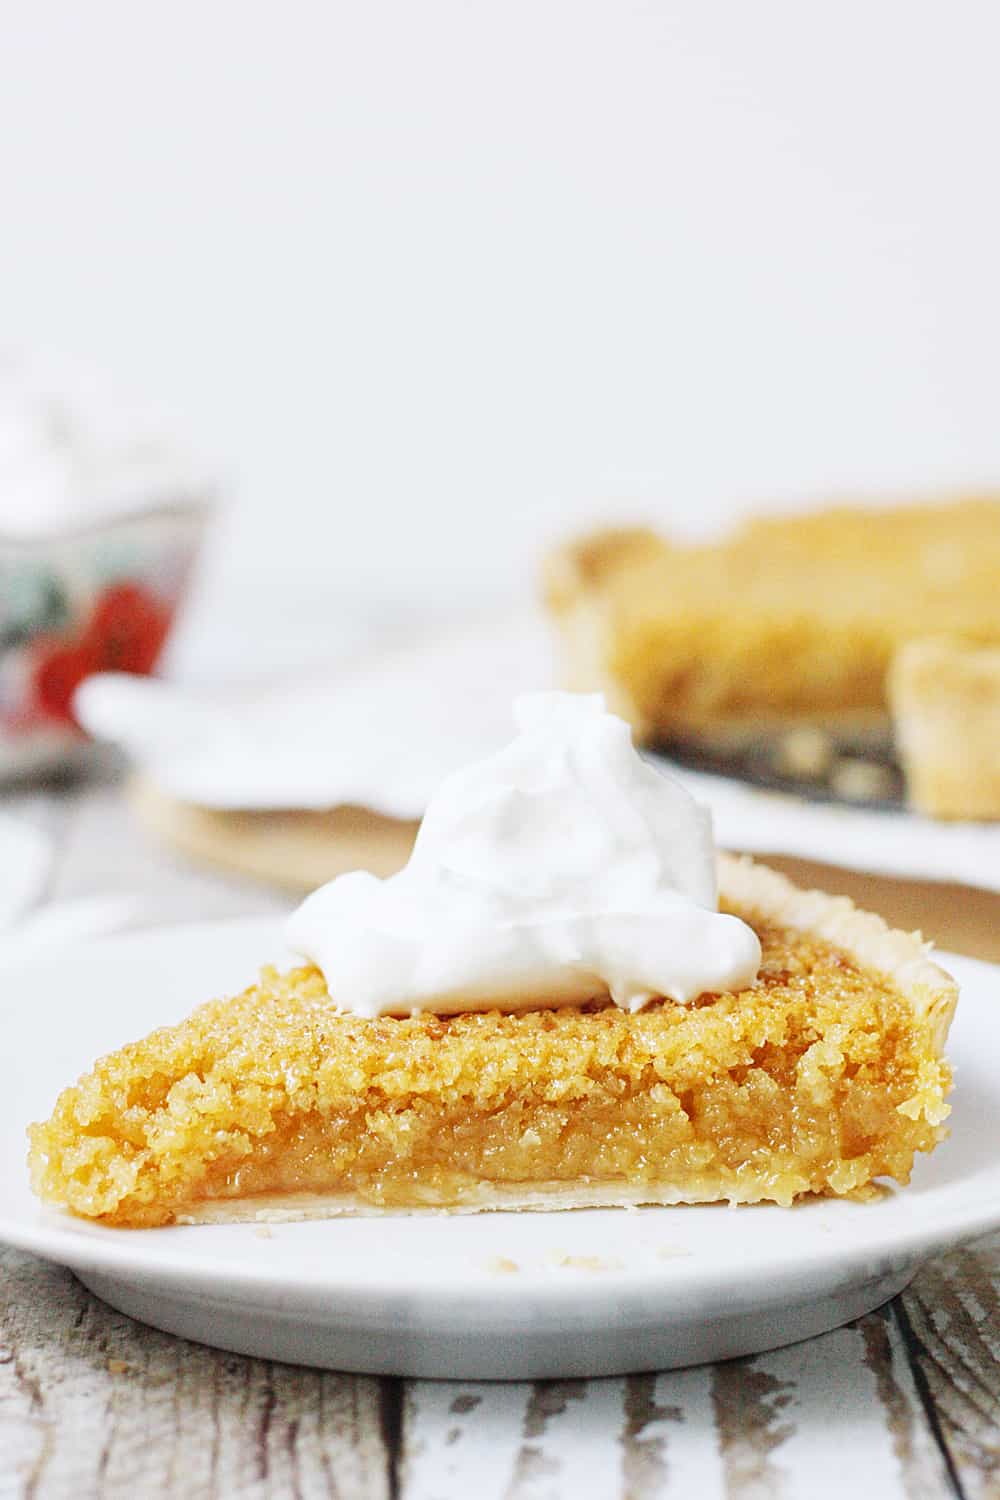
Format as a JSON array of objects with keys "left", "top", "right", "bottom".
[{"left": 0, "top": 501, "right": 211, "bottom": 779}]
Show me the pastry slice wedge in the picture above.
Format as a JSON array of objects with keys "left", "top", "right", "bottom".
[{"left": 28, "top": 855, "right": 957, "bottom": 1228}]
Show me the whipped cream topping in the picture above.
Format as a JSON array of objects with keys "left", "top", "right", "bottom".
[{"left": 286, "top": 693, "right": 761, "bottom": 1017}]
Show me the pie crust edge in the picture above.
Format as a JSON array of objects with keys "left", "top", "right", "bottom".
[
  {"left": 167, "top": 853, "right": 958, "bottom": 1225},
  {"left": 889, "top": 637, "right": 1000, "bottom": 820}
]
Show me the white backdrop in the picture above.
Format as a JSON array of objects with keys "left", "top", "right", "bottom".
[{"left": 3, "top": 1, "right": 1000, "bottom": 656}]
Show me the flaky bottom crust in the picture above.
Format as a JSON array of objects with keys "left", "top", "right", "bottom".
[{"left": 175, "top": 1179, "right": 820, "bottom": 1225}]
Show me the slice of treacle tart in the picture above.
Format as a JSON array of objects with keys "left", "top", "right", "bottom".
[{"left": 28, "top": 856, "right": 956, "bottom": 1228}]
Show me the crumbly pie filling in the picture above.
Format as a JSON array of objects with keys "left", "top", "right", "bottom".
[{"left": 28, "top": 861, "right": 955, "bottom": 1228}]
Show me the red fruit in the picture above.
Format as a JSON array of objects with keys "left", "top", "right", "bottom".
[
  {"left": 30, "top": 581, "right": 173, "bottom": 725},
  {"left": 88, "top": 582, "right": 172, "bottom": 674},
  {"left": 33, "top": 638, "right": 101, "bottom": 723}
]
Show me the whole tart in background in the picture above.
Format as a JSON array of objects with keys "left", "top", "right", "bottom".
[{"left": 542, "top": 500, "right": 1000, "bottom": 806}]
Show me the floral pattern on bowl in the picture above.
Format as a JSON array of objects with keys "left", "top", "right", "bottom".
[{"left": 0, "top": 503, "right": 209, "bottom": 777}]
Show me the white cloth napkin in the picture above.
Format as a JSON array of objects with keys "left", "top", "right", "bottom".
[
  {"left": 76, "top": 613, "right": 555, "bottom": 818},
  {"left": 75, "top": 609, "right": 1000, "bottom": 895}
]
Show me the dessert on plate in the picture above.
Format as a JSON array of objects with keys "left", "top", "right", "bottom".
[
  {"left": 542, "top": 498, "right": 1000, "bottom": 815},
  {"left": 28, "top": 695, "right": 957, "bottom": 1228}
]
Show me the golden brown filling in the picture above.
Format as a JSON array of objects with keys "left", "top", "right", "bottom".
[
  {"left": 549, "top": 500, "right": 1000, "bottom": 733},
  {"left": 27, "top": 907, "right": 951, "bottom": 1227}
]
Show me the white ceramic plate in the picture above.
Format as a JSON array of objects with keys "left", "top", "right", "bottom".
[
  {"left": 2, "top": 919, "right": 998, "bottom": 1380},
  {"left": 658, "top": 758, "right": 1000, "bottom": 896}
]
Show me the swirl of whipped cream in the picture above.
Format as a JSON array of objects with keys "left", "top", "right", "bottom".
[{"left": 286, "top": 693, "right": 761, "bottom": 1017}]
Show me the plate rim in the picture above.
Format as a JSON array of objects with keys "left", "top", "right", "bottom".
[{"left": 3, "top": 919, "right": 999, "bottom": 1310}]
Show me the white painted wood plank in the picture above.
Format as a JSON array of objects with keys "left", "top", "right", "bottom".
[
  {"left": 0, "top": 1248, "right": 391, "bottom": 1500},
  {"left": 501, "top": 1378, "right": 627, "bottom": 1500},
  {"left": 874, "top": 1308, "right": 961, "bottom": 1500},
  {"left": 399, "top": 1370, "right": 727, "bottom": 1500},
  {"left": 719, "top": 1312, "right": 953, "bottom": 1500},
  {"left": 47, "top": 780, "right": 290, "bottom": 926},
  {"left": 402, "top": 1379, "right": 628, "bottom": 1500},
  {"left": 901, "top": 1233, "right": 1000, "bottom": 1500},
  {"left": 399, "top": 1306, "right": 955, "bottom": 1500},
  {"left": 0, "top": 785, "right": 72, "bottom": 844},
  {"left": 400, "top": 1381, "right": 532, "bottom": 1500},
  {"left": 632, "top": 1366, "right": 725, "bottom": 1500},
  {"left": 0, "top": 786, "right": 74, "bottom": 932}
]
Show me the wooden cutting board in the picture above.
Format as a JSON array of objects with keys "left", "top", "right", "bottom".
[
  {"left": 128, "top": 775, "right": 419, "bottom": 890},
  {"left": 129, "top": 775, "right": 1000, "bottom": 961}
]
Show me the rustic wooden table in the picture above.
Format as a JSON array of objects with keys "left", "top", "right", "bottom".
[{"left": 2, "top": 777, "right": 999, "bottom": 1499}]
